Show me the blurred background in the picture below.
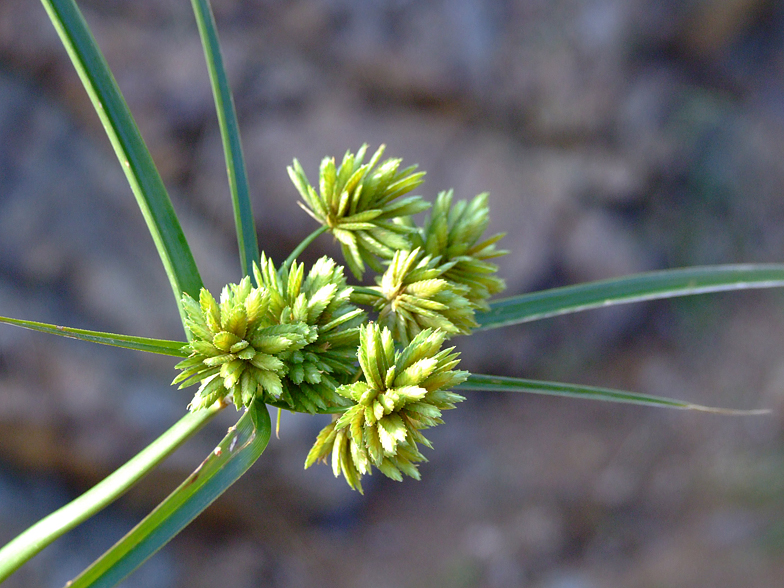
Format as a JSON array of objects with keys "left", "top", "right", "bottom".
[{"left": 2, "top": 0, "right": 784, "bottom": 586}]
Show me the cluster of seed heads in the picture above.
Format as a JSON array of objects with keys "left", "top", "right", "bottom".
[
  {"left": 305, "top": 324, "right": 467, "bottom": 492},
  {"left": 175, "top": 145, "right": 505, "bottom": 489}
]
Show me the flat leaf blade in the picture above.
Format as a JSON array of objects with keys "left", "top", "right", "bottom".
[
  {"left": 0, "top": 315, "right": 187, "bottom": 357},
  {"left": 41, "top": 0, "right": 203, "bottom": 327},
  {"left": 67, "top": 402, "right": 272, "bottom": 588},
  {"left": 0, "top": 405, "right": 222, "bottom": 583},
  {"left": 458, "top": 374, "right": 769, "bottom": 414},
  {"left": 477, "top": 264, "right": 784, "bottom": 330},
  {"left": 191, "top": 0, "right": 258, "bottom": 277}
]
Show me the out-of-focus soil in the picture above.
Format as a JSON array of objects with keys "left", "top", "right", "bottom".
[{"left": 2, "top": 1, "right": 784, "bottom": 586}]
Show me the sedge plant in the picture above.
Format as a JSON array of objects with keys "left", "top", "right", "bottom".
[{"left": 0, "top": 0, "right": 779, "bottom": 585}]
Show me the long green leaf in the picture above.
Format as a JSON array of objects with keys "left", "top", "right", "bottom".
[
  {"left": 40, "top": 0, "right": 203, "bottom": 327},
  {"left": 0, "top": 404, "right": 223, "bottom": 583},
  {"left": 0, "top": 315, "right": 187, "bottom": 357},
  {"left": 458, "top": 374, "right": 769, "bottom": 414},
  {"left": 477, "top": 264, "right": 784, "bottom": 330},
  {"left": 191, "top": 0, "right": 259, "bottom": 277},
  {"left": 67, "top": 402, "right": 271, "bottom": 588}
]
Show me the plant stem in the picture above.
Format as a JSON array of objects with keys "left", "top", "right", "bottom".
[
  {"left": 283, "top": 226, "right": 328, "bottom": 270},
  {"left": 191, "top": 0, "right": 259, "bottom": 278},
  {"left": 66, "top": 403, "right": 270, "bottom": 588},
  {"left": 40, "top": 0, "right": 203, "bottom": 332},
  {"left": 0, "top": 402, "right": 224, "bottom": 583}
]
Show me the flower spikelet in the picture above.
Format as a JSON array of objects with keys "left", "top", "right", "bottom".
[
  {"left": 413, "top": 190, "right": 507, "bottom": 310},
  {"left": 305, "top": 323, "right": 467, "bottom": 492},
  {"left": 174, "top": 277, "right": 313, "bottom": 411},
  {"left": 353, "top": 247, "right": 477, "bottom": 345},
  {"left": 253, "top": 253, "right": 366, "bottom": 413},
  {"left": 287, "top": 144, "right": 430, "bottom": 278}
]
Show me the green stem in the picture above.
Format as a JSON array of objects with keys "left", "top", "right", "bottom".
[
  {"left": 0, "top": 403, "right": 224, "bottom": 583},
  {"left": 191, "top": 0, "right": 259, "bottom": 278},
  {"left": 283, "top": 225, "right": 328, "bottom": 270},
  {"left": 67, "top": 402, "right": 271, "bottom": 588},
  {"left": 40, "top": 0, "right": 203, "bottom": 330}
]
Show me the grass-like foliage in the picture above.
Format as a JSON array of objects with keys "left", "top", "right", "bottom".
[{"left": 0, "top": 0, "right": 777, "bottom": 586}]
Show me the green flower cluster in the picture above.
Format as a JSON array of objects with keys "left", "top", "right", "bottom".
[
  {"left": 305, "top": 323, "right": 467, "bottom": 492},
  {"left": 353, "top": 248, "right": 477, "bottom": 345},
  {"left": 253, "top": 254, "right": 365, "bottom": 413},
  {"left": 413, "top": 190, "right": 507, "bottom": 310},
  {"left": 173, "top": 278, "right": 311, "bottom": 410},
  {"left": 174, "top": 145, "right": 506, "bottom": 491},
  {"left": 288, "top": 144, "right": 429, "bottom": 278},
  {"left": 291, "top": 146, "right": 506, "bottom": 343},
  {"left": 174, "top": 255, "right": 364, "bottom": 412}
]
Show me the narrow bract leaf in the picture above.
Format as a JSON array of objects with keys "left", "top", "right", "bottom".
[
  {"left": 458, "top": 374, "right": 770, "bottom": 414},
  {"left": 40, "top": 0, "right": 203, "bottom": 329},
  {"left": 0, "top": 315, "right": 187, "bottom": 357},
  {"left": 0, "top": 405, "right": 224, "bottom": 584},
  {"left": 191, "top": 0, "right": 259, "bottom": 276},
  {"left": 66, "top": 403, "right": 271, "bottom": 588},
  {"left": 477, "top": 264, "right": 784, "bottom": 330}
]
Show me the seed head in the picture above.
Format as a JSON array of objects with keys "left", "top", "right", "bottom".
[
  {"left": 174, "top": 277, "right": 313, "bottom": 410},
  {"left": 253, "top": 254, "right": 366, "bottom": 413},
  {"left": 413, "top": 190, "right": 507, "bottom": 310},
  {"left": 353, "top": 248, "right": 477, "bottom": 345},
  {"left": 305, "top": 323, "right": 467, "bottom": 492},
  {"left": 288, "top": 144, "right": 430, "bottom": 278}
]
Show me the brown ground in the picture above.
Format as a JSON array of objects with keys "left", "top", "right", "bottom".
[{"left": 2, "top": 1, "right": 784, "bottom": 586}]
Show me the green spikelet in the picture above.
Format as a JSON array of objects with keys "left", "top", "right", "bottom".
[
  {"left": 287, "top": 145, "right": 430, "bottom": 278},
  {"left": 305, "top": 323, "right": 467, "bottom": 491},
  {"left": 174, "top": 276, "right": 313, "bottom": 410},
  {"left": 353, "top": 247, "right": 478, "bottom": 345},
  {"left": 253, "top": 254, "right": 366, "bottom": 413},
  {"left": 412, "top": 190, "right": 507, "bottom": 310}
]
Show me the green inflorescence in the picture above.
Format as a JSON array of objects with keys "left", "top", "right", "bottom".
[
  {"left": 174, "top": 255, "right": 364, "bottom": 412},
  {"left": 174, "top": 276, "right": 312, "bottom": 410},
  {"left": 174, "top": 145, "right": 505, "bottom": 490},
  {"left": 288, "top": 144, "right": 430, "bottom": 279},
  {"left": 304, "top": 324, "right": 467, "bottom": 492},
  {"left": 414, "top": 190, "right": 507, "bottom": 310},
  {"left": 352, "top": 247, "right": 477, "bottom": 346},
  {"left": 253, "top": 254, "right": 366, "bottom": 413}
]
